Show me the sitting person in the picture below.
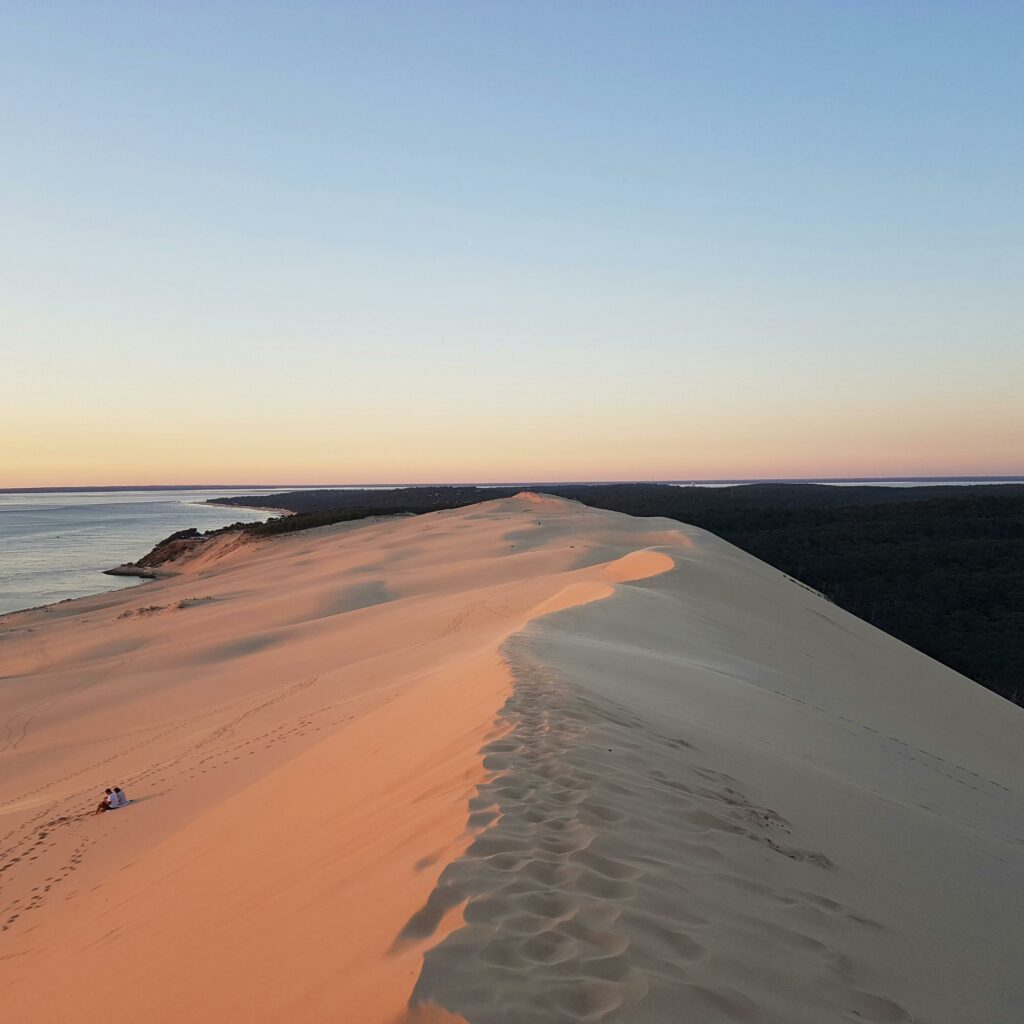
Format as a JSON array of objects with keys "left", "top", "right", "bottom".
[
  {"left": 95, "top": 788, "right": 116, "bottom": 814},
  {"left": 113, "top": 786, "right": 129, "bottom": 807}
]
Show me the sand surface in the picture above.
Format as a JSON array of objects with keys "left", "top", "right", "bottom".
[{"left": 1, "top": 494, "right": 1022, "bottom": 1022}]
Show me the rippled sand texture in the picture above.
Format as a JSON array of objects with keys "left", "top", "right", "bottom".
[
  {"left": 2, "top": 494, "right": 1023, "bottom": 1023},
  {"left": 407, "top": 513, "right": 1024, "bottom": 1023},
  {"left": 410, "top": 652, "right": 903, "bottom": 1022}
]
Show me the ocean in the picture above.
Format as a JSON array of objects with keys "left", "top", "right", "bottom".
[
  {"left": 0, "top": 489, "right": 295, "bottom": 616},
  {"left": 1, "top": 480, "right": 1019, "bottom": 616}
]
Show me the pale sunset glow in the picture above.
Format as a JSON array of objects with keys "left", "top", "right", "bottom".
[{"left": 2, "top": 3, "right": 1022, "bottom": 486}]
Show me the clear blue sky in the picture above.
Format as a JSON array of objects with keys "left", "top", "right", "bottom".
[{"left": 3, "top": 2, "right": 1021, "bottom": 484}]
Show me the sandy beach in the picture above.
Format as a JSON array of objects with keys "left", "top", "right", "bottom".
[{"left": 1, "top": 493, "right": 1022, "bottom": 1023}]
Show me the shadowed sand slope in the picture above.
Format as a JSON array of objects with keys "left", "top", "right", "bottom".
[
  {"left": 2, "top": 494, "right": 1023, "bottom": 1022},
  {"left": 407, "top": 515, "right": 1024, "bottom": 1023}
]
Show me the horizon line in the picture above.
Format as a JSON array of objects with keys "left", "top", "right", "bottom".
[{"left": 4, "top": 474, "right": 1024, "bottom": 494}]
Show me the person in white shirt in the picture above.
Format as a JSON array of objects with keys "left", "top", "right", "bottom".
[{"left": 95, "top": 788, "right": 116, "bottom": 814}]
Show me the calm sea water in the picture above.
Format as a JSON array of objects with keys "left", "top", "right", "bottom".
[
  {"left": 1, "top": 480, "right": 1018, "bottom": 616},
  {"left": 0, "top": 489, "right": 297, "bottom": 616}
]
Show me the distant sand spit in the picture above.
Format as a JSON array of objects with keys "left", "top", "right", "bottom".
[{"left": 1, "top": 494, "right": 1022, "bottom": 1022}]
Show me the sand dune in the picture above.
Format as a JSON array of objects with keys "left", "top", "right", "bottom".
[{"left": 1, "top": 494, "right": 1022, "bottom": 1022}]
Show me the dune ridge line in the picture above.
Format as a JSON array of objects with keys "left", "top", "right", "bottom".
[
  {"left": 0, "top": 494, "right": 678, "bottom": 1022},
  {"left": 1, "top": 493, "right": 1022, "bottom": 1022}
]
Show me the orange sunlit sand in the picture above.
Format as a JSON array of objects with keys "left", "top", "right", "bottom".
[{"left": 1, "top": 494, "right": 1022, "bottom": 1022}]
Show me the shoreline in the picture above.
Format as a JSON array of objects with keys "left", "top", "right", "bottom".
[
  {"left": 200, "top": 500, "right": 295, "bottom": 516},
  {"left": 0, "top": 495, "right": 277, "bottom": 620},
  {"left": 4, "top": 506, "right": 317, "bottom": 620}
]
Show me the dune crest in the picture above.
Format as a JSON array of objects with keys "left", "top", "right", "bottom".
[
  {"left": 0, "top": 495, "right": 673, "bottom": 1022},
  {"left": 1, "top": 494, "right": 1022, "bottom": 1022}
]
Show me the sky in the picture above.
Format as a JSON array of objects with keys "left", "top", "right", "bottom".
[{"left": 2, "top": 1, "right": 1022, "bottom": 486}]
